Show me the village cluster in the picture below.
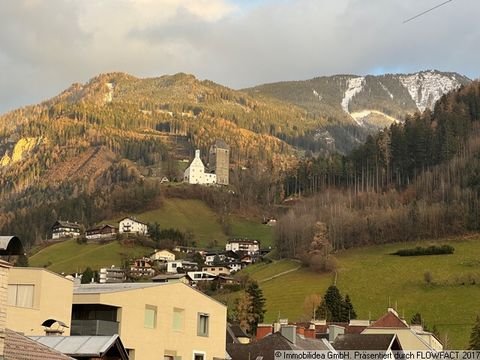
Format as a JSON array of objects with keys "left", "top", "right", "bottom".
[{"left": 0, "top": 236, "right": 445, "bottom": 360}]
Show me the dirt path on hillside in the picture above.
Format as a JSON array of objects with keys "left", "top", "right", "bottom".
[{"left": 259, "top": 262, "right": 302, "bottom": 283}]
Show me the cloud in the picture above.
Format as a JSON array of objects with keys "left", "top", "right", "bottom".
[{"left": 0, "top": 0, "right": 479, "bottom": 113}]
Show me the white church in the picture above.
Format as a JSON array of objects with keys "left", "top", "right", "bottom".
[{"left": 183, "top": 149, "right": 217, "bottom": 185}]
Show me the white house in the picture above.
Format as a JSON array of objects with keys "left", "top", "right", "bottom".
[
  {"left": 204, "top": 252, "right": 226, "bottom": 265},
  {"left": 183, "top": 149, "right": 217, "bottom": 185},
  {"left": 166, "top": 260, "right": 198, "bottom": 273},
  {"left": 51, "top": 221, "right": 81, "bottom": 240},
  {"left": 150, "top": 249, "right": 175, "bottom": 262},
  {"left": 118, "top": 217, "right": 148, "bottom": 235},
  {"left": 225, "top": 239, "right": 260, "bottom": 255}
]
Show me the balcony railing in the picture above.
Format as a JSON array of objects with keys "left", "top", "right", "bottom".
[{"left": 71, "top": 319, "right": 119, "bottom": 336}]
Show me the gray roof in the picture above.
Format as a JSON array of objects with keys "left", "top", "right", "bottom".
[
  {"left": 151, "top": 273, "right": 187, "bottom": 281},
  {"left": 333, "top": 334, "right": 401, "bottom": 351},
  {"left": 5, "top": 329, "right": 74, "bottom": 360},
  {"left": 29, "top": 335, "right": 128, "bottom": 359},
  {"left": 53, "top": 221, "right": 81, "bottom": 230},
  {"left": 74, "top": 282, "right": 167, "bottom": 294},
  {"left": 0, "top": 236, "right": 24, "bottom": 255}
]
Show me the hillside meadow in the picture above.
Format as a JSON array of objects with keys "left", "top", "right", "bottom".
[{"left": 225, "top": 236, "right": 480, "bottom": 349}]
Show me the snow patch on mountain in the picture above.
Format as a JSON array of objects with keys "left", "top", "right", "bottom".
[
  {"left": 400, "top": 71, "right": 462, "bottom": 112},
  {"left": 341, "top": 77, "right": 365, "bottom": 125},
  {"left": 379, "top": 81, "right": 394, "bottom": 99}
]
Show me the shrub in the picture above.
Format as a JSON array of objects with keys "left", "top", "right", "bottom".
[{"left": 392, "top": 245, "right": 454, "bottom": 257}]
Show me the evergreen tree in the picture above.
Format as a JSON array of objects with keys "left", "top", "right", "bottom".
[
  {"left": 469, "top": 315, "right": 480, "bottom": 350},
  {"left": 344, "top": 294, "right": 357, "bottom": 320},
  {"left": 245, "top": 281, "right": 266, "bottom": 335},
  {"left": 411, "top": 312, "right": 423, "bottom": 325},
  {"left": 322, "top": 285, "right": 346, "bottom": 322},
  {"left": 81, "top": 267, "right": 94, "bottom": 284}
]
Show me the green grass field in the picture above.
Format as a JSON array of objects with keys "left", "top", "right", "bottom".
[
  {"left": 110, "top": 198, "right": 273, "bottom": 248},
  {"left": 29, "top": 240, "right": 151, "bottom": 274},
  {"left": 228, "top": 237, "right": 480, "bottom": 349},
  {"left": 229, "top": 217, "right": 274, "bottom": 248}
]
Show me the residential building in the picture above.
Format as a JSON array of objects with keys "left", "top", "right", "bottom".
[
  {"left": 85, "top": 225, "right": 117, "bottom": 240},
  {"left": 72, "top": 282, "right": 227, "bottom": 360},
  {"left": 151, "top": 273, "right": 190, "bottom": 285},
  {"left": 150, "top": 249, "right": 175, "bottom": 262},
  {"left": 184, "top": 150, "right": 217, "bottom": 185},
  {"left": 227, "top": 262, "right": 243, "bottom": 273},
  {"left": 118, "top": 217, "right": 148, "bottom": 235},
  {"left": 361, "top": 308, "right": 443, "bottom": 351},
  {"left": 7, "top": 267, "right": 73, "bottom": 336},
  {"left": 52, "top": 221, "right": 81, "bottom": 240},
  {"left": 225, "top": 239, "right": 260, "bottom": 255},
  {"left": 226, "top": 323, "right": 250, "bottom": 345},
  {"left": 227, "top": 325, "right": 335, "bottom": 360},
  {"left": 99, "top": 267, "right": 126, "bottom": 284},
  {"left": 333, "top": 333, "right": 403, "bottom": 352},
  {"left": 208, "top": 139, "right": 230, "bottom": 185},
  {"left": 204, "top": 252, "right": 226, "bottom": 265},
  {"left": 130, "top": 258, "right": 155, "bottom": 278},
  {"left": 0, "top": 260, "right": 75, "bottom": 360},
  {"left": 187, "top": 271, "right": 216, "bottom": 284},
  {"left": 202, "top": 266, "right": 231, "bottom": 276},
  {"left": 30, "top": 334, "right": 129, "bottom": 360},
  {"left": 166, "top": 260, "right": 198, "bottom": 273}
]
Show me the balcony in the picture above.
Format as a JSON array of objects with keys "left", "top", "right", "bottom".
[{"left": 71, "top": 319, "right": 119, "bottom": 336}]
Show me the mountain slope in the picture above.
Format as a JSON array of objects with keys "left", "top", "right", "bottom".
[{"left": 246, "top": 70, "right": 471, "bottom": 152}]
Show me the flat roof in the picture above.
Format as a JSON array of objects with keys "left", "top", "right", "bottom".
[{"left": 74, "top": 282, "right": 167, "bottom": 294}]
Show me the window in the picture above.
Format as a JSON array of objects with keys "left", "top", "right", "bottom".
[
  {"left": 194, "top": 353, "right": 205, "bottom": 360},
  {"left": 144, "top": 305, "right": 157, "bottom": 329},
  {"left": 8, "top": 284, "right": 34, "bottom": 308},
  {"left": 197, "top": 313, "right": 209, "bottom": 337},
  {"left": 173, "top": 308, "right": 185, "bottom": 331},
  {"left": 172, "top": 263, "right": 177, "bottom": 268}
]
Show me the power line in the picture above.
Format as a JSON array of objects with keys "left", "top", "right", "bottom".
[{"left": 403, "top": 0, "right": 454, "bottom": 24}]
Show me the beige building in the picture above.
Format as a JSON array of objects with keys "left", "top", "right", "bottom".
[
  {"left": 208, "top": 140, "right": 230, "bottom": 186},
  {"left": 72, "top": 282, "right": 227, "bottom": 360},
  {"left": 150, "top": 249, "right": 176, "bottom": 262},
  {"left": 7, "top": 267, "right": 73, "bottom": 336},
  {"left": 202, "top": 266, "right": 231, "bottom": 276}
]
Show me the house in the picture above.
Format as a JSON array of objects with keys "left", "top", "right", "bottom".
[
  {"left": 187, "top": 271, "right": 217, "bottom": 284},
  {"left": 204, "top": 252, "right": 226, "bottom": 265},
  {"left": 227, "top": 325, "right": 335, "bottom": 360},
  {"left": 30, "top": 334, "right": 129, "bottom": 360},
  {"left": 118, "top": 217, "right": 148, "bottom": 235},
  {"left": 7, "top": 267, "right": 73, "bottom": 336},
  {"left": 333, "top": 333, "right": 403, "bottom": 352},
  {"left": 99, "top": 266, "right": 126, "bottom": 284},
  {"left": 226, "top": 323, "right": 250, "bottom": 345},
  {"left": 225, "top": 239, "right": 260, "bottom": 255},
  {"left": 0, "top": 260, "right": 75, "bottom": 360},
  {"left": 202, "top": 265, "right": 231, "bottom": 276},
  {"left": 184, "top": 150, "right": 217, "bottom": 185},
  {"left": 166, "top": 260, "right": 198, "bottom": 273},
  {"left": 361, "top": 308, "right": 443, "bottom": 351},
  {"left": 215, "top": 275, "right": 240, "bottom": 288},
  {"left": 130, "top": 257, "right": 155, "bottom": 278},
  {"left": 85, "top": 224, "right": 117, "bottom": 240},
  {"left": 151, "top": 273, "right": 190, "bottom": 285},
  {"left": 52, "top": 221, "right": 81, "bottom": 240},
  {"left": 72, "top": 282, "right": 227, "bottom": 360},
  {"left": 227, "top": 262, "right": 243, "bottom": 273},
  {"left": 160, "top": 176, "right": 170, "bottom": 184},
  {"left": 150, "top": 249, "right": 175, "bottom": 262}
]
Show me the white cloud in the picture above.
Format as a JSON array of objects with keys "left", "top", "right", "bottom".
[{"left": 0, "top": 0, "right": 478, "bottom": 113}]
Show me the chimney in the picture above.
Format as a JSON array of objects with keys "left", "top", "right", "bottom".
[
  {"left": 256, "top": 324, "right": 273, "bottom": 340},
  {"left": 195, "top": 149, "right": 200, "bottom": 158},
  {"left": 296, "top": 327, "right": 305, "bottom": 336},
  {"left": 281, "top": 325, "right": 297, "bottom": 345},
  {"left": 328, "top": 325, "right": 345, "bottom": 343},
  {"left": 0, "top": 261, "right": 12, "bottom": 358},
  {"left": 304, "top": 329, "right": 316, "bottom": 339}
]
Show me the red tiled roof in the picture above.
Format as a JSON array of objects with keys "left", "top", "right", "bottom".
[
  {"left": 370, "top": 311, "right": 408, "bottom": 328},
  {"left": 4, "top": 329, "right": 74, "bottom": 360}
]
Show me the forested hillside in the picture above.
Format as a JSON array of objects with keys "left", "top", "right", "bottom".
[
  {"left": 247, "top": 70, "right": 470, "bottom": 153},
  {"left": 277, "top": 81, "right": 480, "bottom": 257}
]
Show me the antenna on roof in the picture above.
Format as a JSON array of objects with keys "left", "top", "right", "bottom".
[{"left": 403, "top": 0, "right": 454, "bottom": 24}]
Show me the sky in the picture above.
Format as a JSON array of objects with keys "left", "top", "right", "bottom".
[{"left": 0, "top": 0, "right": 479, "bottom": 113}]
